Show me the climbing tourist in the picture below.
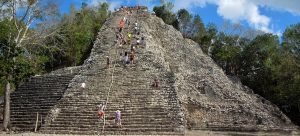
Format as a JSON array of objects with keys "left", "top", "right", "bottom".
[
  {"left": 119, "top": 19, "right": 125, "bottom": 32},
  {"left": 128, "top": 20, "right": 131, "bottom": 26},
  {"left": 122, "top": 38, "right": 127, "bottom": 45},
  {"left": 131, "top": 43, "right": 136, "bottom": 52},
  {"left": 134, "top": 25, "right": 138, "bottom": 34},
  {"left": 129, "top": 51, "right": 135, "bottom": 64},
  {"left": 106, "top": 56, "right": 111, "bottom": 68},
  {"left": 97, "top": 104, "right": 105, "bottom": 120},
  {"left": 141, "top": 37, "right": 145, "bottom": 47},
  {"left": 134, "top": 21, "right": 138, "bottom": 27},
  {"left": 118, "top": 41, "right": 123, "bottom": 47},
  {"left": 127, "top": 32, "right": 132, "bottom": 44},
  {"left": 115, "top": 110, "right": 122, "bottom": 127},
  {"left": 124, "top": 52, "right": 130, "bottom": 65},
  {"left": 152, "top": 78, "right": 160, "bottom": 88},
  {"left": 119, "top": 53, "right": 123, "bottom": 62},
  {"left": 80, "top": 82, "right": 86, "bottom": 92},
  {"left": 136, "top": 38, "right": 141, "bottom": 45},
  {"left": 81, "top": 83, "right": 86, "bottom": 89}
]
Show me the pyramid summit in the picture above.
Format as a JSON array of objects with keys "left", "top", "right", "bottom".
[{"left": 9, "top": 6, "right": 298, "bottom": 135}]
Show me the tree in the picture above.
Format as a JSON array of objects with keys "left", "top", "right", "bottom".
[
  {"left": 210, "top": 32, "right": 242, "bottom": 75},
  {"left": 94, "top": 2, "right": 109, "bottom": 34},
  {"left": 1, "top": 0, "right": 39, "bottom": 47},
  {"left": 206, "top": 23, "right": 218, "bottom": 41},
  {"left": 271, "top": 23, "right": 300, "bottom": 125},
  {"left": 190, "top": 15, "right": 210, "bottom": 45},
  {"left": 0, "top": 19, "right": 36, "bottom": 130},
  {"left": 0, "top": 0, "right": 59, "bottom": 130},
  {"left": 177, "top": 9, "right": 192, "bottom": 37},
  {"left": 192, "top": 15, "right": 206, "bottom": 43},
  {"left": 282, "top": 23, "right": 300, "bottom": 57},
  {"left": 199, "top": 23, "right": 218, "bottom": 54},
  {"left": 239, "top": 34, "right": 279, "bottom": 97},
  {"left": 40, "top": 2, "right": 110, "bottom": 70},
  {"left": 153, "top": 2, "right": 179, "bottom": 30}
]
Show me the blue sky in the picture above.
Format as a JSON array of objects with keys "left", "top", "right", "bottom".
[{"left": 57, "top": 0, "right": 300, "bottom": 36}]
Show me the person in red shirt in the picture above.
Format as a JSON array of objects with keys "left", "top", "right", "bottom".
[
  {"left": 119, "top": 20, "right": 125, "bottom": 32},
  {"left": 97, "top": 104, "right": 105, "bottom": 120}
]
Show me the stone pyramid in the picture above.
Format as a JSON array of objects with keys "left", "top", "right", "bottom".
[{"left": 9, "top": 8, "right": 298, "bottom": 135}]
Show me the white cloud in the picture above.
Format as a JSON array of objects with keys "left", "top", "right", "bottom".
[
  {"left": 108, "top": 1, "right": 122, "bottom": 11},
  {"left": 253, "top": 0, "right": 300, "bottom": 16},
  {"left": 173, "top": 0, "right": 209, "bottom": 11},
  {"left": 217, "top": 0, "right": 271, "bottom": 32},
  {"left": 173, "top": 0, "right": 300, "bottom": 34},
  {"left": 89, "top": 0, "right": 106, "bottom": 6},
  {"left": 88, "top": 0, "right": 122, "bottom": 11}
]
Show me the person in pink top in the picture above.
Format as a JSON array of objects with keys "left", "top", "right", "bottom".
[{"left": 115, "top": 110, "right": 122, "bottom": 127}]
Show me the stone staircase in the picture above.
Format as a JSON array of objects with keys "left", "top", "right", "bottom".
[
  {"left": 41, "top": 71, "right": 183, "bottom": 135},
  {"left": 10, "top": 74, "right": 75, "bottom": 131}
]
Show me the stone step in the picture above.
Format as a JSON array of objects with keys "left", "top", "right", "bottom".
[
  {"left": 40, "top": 129, "right": 182, "bottom": 135},
  {"left": 11, "top": 97, "right": 62, "bottom": 101},
  {"left": 65, "top": 92, "right": 171, "bottom": 97},
  {"left": 65, "top": 91, "right": 171, "bottom": 96},
  {"left": 11, "top": 103, "right": 59, "bottom": 108},
  {"left": 67, "top": 86, "right": 170, "bottom": 90},
  {"left": 58, "top": 98, "right": 172, "bottom": 103},
  {"left": 58, "top": 99, "right": 170, "bottom": 103},
  {"left": 11, "top": 115, "right": 172, "bottom": 122},
  {"left": 11, "top": 108, "right": 170, "bottom": 115},
  {"left": 13, "top": 120, "right": 175, "bottom": 128},
  {"left": 11, "top": 103, "right": 169, "bottom": 108},
  {"left": 11, "top": 110, "right": 171, "bottom": 118},
  {"left": 55, "top": 105, "right": 177, "bottom": 110},
  {"left": 11, "top": 99, "right": 171, "bottom": 105},
  {"left": 46, "top": 124, "right": 175, "bottom": 129},
  {"left": 48, "top": 117, "right": 174, "bottom": 124},
  {"left": 41, "top": 126, "right": 177, "bottom": 132},
  {"left": 19, "top": 80, "right": 70, "bottom": 84},
  {"left": 55, "top": 108, "right": 168, "bottom": 116},
  {"left": 12, "top": 90, "right": 65, "bottom": 95},
  {"left": 16, "top": 84, "right": 68, "bottom": 88},
  {"left": 62, "top": 93, "right": 174, "bottom": 97},
  {"left": 57, "top": 101, "right": 178, "bottom": 106},
  {"left": 18, "top": 81, "right": 71, "bottom": 86},
  {"left": 15, "top": 84, "right": 68, "bottom": 93},
  {"left": 55, "top": 106, "right": 172, "bottom": 111},
  {"left": 11, "top": 109, "right": 55, "bottom": 113},
  {"left": 46, "top": 121, "right": 176, "bottom": 127},
  {"left": 11, "top": 101, "right": 59, "bottom": 105},
  {"left": 58, "top": 109, "right": 169, "bottom": 114},
  {"left": 11, "top": 92, "right": 64, "bottom": 96},
  {"left": 17, "top": 78, "right": 73, "bottom": 85}
]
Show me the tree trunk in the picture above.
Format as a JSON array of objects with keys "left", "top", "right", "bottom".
[{"left": 3, "top": 81, "right": 10, "bottom": 131}]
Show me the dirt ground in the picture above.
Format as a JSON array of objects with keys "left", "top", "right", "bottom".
[
  {"left": 185, "top": 130, "right": 300, "bottom": 136},
  {"left": 1, "top": 130, "right": 300, "bottom": 136}
]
